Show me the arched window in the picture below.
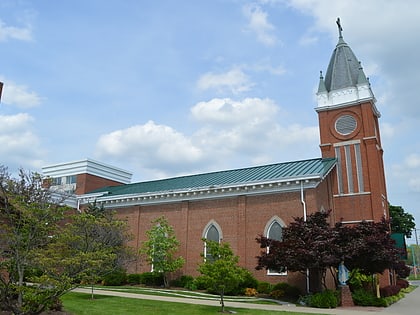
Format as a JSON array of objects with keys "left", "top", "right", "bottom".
[
  {"left": 203, "top": 220, "right": 222, "bottom": 261},
  {"left": 264, "top": 217, "right": 286, "bottom": 275}
]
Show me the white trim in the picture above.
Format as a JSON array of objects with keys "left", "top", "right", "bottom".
[{"left": 42, "top": 159, "right": 132, "bottom": 184}]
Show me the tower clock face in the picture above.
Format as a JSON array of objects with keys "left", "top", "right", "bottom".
[{"left": 335, "top": 114, "right": 357, "bottom": 136}]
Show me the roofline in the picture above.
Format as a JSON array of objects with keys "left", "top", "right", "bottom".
[{"left": 78, "top": 172, "right": 335, "bottom": 209}]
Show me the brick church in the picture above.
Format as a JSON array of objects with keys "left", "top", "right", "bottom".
[{"left": 43, "top": 22, "right": 389, "bottom": 291}]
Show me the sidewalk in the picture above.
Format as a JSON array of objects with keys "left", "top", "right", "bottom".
[{"left": 73, "top": 283, "right": 420, "bottom": 315}]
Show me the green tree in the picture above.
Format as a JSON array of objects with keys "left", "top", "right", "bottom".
[
  {"left": 0, "top": 167, "right": 68, "bottom": 314},
  {"left": 35, "top": 202, "right": 133, "bottom": 299},
  {"left": 198, "top": 240, "right": 246, "bottom": 313},
  {"left": 389, "top": 204, "right": 415, "bottom": 238},
  {"left": 139, "top": 216, "right": 184, "bottom": 288}
]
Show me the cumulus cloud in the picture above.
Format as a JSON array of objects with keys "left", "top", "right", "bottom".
[
  {"left": 0, "top": 78, "right": 42, "bottom": 108},
  {"left": 242, "top": 3, "right": 277, "bottom": 46},
  {"left": 94, "top": 97, "right": 319, "bottom": 178},
  {"left": 95, "top": 121, "right": 204, "bottom": 174},
  {"left": 391, "top": 154, "right": 420, "bottom": 192},
  {"left": 197, "top": 67, "right": 254, "bottom": 94},
  {"left": 0, "top": 19, "right": 32, "bottom": 42},
  {"left": 0, "top": 113, "right": 44, "bottom": 169}
]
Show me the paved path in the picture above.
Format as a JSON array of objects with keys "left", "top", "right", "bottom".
[{"left": 73, "top": 282, "right": 420, "bottom": 315}]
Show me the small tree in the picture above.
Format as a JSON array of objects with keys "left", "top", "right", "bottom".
[
  {"left": 140, "top": 216, "right": 184, "bottom": 288},
  {"left": 0, "top": 167, "right": 68, "bottom": 314},
  {"left": 389, "top": 204, "right": 415, "bottom": 238},
  {"left": 198, "top": 240, "right": 246, "bottom": 313},
  {"left": 35, "top": 202, "right": 133, "bottom": 299},
  {"left": 256, "top": 211, "right": 340, "bottom": 292}
]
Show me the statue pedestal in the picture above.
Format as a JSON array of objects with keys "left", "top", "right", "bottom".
[{"left": 340, "top": 285, "right": 354, "bottom": 307}]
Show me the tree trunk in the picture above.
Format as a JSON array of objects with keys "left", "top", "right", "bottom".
[{"left": 220, "top": 288, "right": 225, "bottom": 313}]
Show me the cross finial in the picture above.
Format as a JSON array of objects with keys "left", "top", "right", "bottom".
[{"left": 336, "top": 17, "right": 343, "bottom": 38}]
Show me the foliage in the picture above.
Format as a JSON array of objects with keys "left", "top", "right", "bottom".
[
  {"left": 256, "top": 211, "right": 340, "bottom": 291},
  {"left": 335, "top": 218, "right": 401, "bottom": 276},
  {"left": 34, "top": 203, "right": 133, "bottom": 299},
  {"left": 139, "top": 216, "right": 185, "bottom": 288},
  {"left": 396, "top": 278, "right": 409, "bottom": 289},
  {"left": 380, "top": 285, "right": 401, "bottom": 297},
  {"left": 170, "top": 275, "right": 194, "bottom": 288},
  {"left": 304, "top": 289, "right": 339, "bottom": 308},
  {"left": 256, "top": 281, "right": 272, "bottom": 294},
  {"left": 272, "top": 282, "right": 301, "bottom": 300},
  {"left": 198, "top": 240, "right": 246, "bottom": 312},
  {"left": 127, "top": 273, "right": 142, "bottom": 285},
  {"left": 389, "top": 204, "right": 415, "bottom": 238},
  {"left": 352, "top": 288, "right": 387, "bottom": 307},
  {"left": 0, "top": 167, "right": 69, "bottom": 314},
  {"left": 244, "top": 287, "right": 258, "bottom": 296},
  {"left": 140, "top": 272, "right": 164, "bottom": 286},
  {"left": 393, "top": 260, "right": 410, "bottom": 279},
  {"left": 101, "top": 269, "right": 127, "bottom": 286},
  {"left": 347, "top": 269, "right": 373, "bottom": 291},
  {"left": 257, "top": 211, "right": 402, "bottom": 291}
]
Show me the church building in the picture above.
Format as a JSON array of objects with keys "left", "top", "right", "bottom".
[{"left": 43, "top": 21, "right": 389, "bottom": 291}]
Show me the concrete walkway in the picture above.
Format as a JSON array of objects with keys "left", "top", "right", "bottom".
[{"left": 73, "top": 281, "right": 420, "bottom": 315}]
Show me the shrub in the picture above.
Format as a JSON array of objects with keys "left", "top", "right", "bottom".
[
  {"left": 239, "top": 269, "right": 258, "bottom": 290},
  {"left": 394, "top": 260, "right": 410, "bottom": 279},
  {"left": 257, "top": 281, "right": 272, "bottom": 294},
  {"left": 140, "top": 272, "right": 164, "bottom": 286},
  {"left": 396, "top": 278, "right": 409, "bottom": 289},
  {"left": 380, "top": 285, "right": 401, "bottom": 297},
  {"left": 270, "top": 289, "right": 285, "bottom": 300},
  {"left": 170, "top": 275, "right": 194, "bottom": 288},
  {"left": 307, "top": 290, "right": 339, "bottom": 308},
  {"left": 272, "top": 282, "right": 301, "bottom": 300},
  {"left": 244, "top": 288, "right": 258, "bottom": 297},
  {"left": 102, "top": 269, "right": 127, "bottom": 286},
  {"left": 127, "top": 273, "right": 142, "bottom": 285},
  {"left": 352, "top": 288, "right": 387, "bottom": 307},
  {"left": 192, "top": 276, "right": 209, "bottom": 290}
]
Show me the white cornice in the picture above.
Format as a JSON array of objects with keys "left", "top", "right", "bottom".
[{"left": 78, "top": 177, "right": 325, "bottom": 209}]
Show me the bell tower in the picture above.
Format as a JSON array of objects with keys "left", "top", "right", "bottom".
[{"left": 316, "top": 19, "right": 388, "bottom": 223}]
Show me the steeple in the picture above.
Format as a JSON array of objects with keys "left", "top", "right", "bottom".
[{"left": 316, "top": 18, "right": 377, "bottom": 113}]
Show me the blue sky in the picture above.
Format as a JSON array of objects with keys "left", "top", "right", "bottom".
[{"left": 1, "top": 0, "right": 420, "bottom": 240}]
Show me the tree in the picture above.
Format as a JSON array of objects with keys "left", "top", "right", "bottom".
[
  {"left": 334, "top": 219, "right": 401, "bottom": 276},
  {"left": 256, "top": 211, "right": 340, "bottom": 292},
  {"left": 256, "top": 211, "right": 402, "bottom": 292},
  {"left": 35, "top": 202, "right": 133, "bottom": 299},
  {"left": 389, "top": 204, "right": 415, "bottom": 238},
  {"left": 0, "top": 166, "right": 133, "bottom": 314},
  {"left": 0, "top": 167, "right": 68, "bottom": 314},
  {"left": 198, "top": 240, "right": 246, "bottom": 313},
  {"left": 139, "top": 216, "right": 184, "bottom": 288}
]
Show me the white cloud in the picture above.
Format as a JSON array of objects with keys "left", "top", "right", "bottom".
[
  {"left": 0, "top": 78, "right": 42, "bottom": 108},
  {"left": 95, "top": 121, "right": 204, "bottom": 174},
  {"left": 197, "top": 67, "right": 254, "bottom": 94},
  {"left": 191, "top": 97, "right": 278, "bottom": 125},
  {"left": 0, "top": 113, "right": 44, "bottom": 170},
  {"left": 242, "top": 3, "right": 277, "bottom": 46},
  {"left": 0, "top": 19, "right": 32, "bottom": 42},
  {"left": 391, "top": 154, "right": 420, "bottom": 193}
]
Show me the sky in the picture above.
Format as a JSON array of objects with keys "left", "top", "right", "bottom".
[{"left": 1, "top": 0, "right": 419, "bottom": 241}]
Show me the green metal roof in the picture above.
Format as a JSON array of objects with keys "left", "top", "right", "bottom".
[{"left": 88, "top": 158, "right": 336, "bottom": 197}]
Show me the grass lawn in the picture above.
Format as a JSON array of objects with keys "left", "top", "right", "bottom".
[{"left": 62, "top": 292, "right": 326, "bottom": 315}]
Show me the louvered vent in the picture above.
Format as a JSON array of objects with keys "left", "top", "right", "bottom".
[{"left": 335, "top": 115, "right": 357, "bottom": 135}]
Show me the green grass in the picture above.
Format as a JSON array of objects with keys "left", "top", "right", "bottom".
[{"left": 62, "top": 292, "right": 326, "bottom": 315}]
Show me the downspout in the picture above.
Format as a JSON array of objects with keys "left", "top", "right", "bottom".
[{"left": 301, "top": 180, "right": 309, "bottom": 293}]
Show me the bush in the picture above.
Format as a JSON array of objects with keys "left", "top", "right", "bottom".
[
  {"left": 307, "top": 290, "right": 339, "bottom": 308},
  {"left": 192, "top": 276, "right": 208, "bottom": 291},
  {"left": 352, "top": 288, "right": 387, "bottom": 307},
  {"left": 394, "top": 260, "right": 410, "bottom": 279},
  {"left": 140, "top": 272, "right": 164, "bottom": 286},
  {"left": 170, "top": 275, "right": 194, "bottom": 288},
  {"left": 380, "top": 285, "right": 401, "bottom": 297},
  {"left": 272, "top": 282, "right": 301, "bottom": 300},
  {"left": 239, "top": 269, "right": 258, "bottom": 290},
  {"left": 127, "top": 273, "right": 142, "bottom": 285},
  {"left": 102, "top": 269, "right": 127, "bottom": 286},
  {"left": 244, "top": 288, "right": 258, "bottom": 297},
  {"left": 257, "top": 281, "right": 272, "bottom": 294},
  {"left": 270, "top": 289, "right": 285, "bottom": 300},
  {"left": 396, "top": 278, "right": 409, "bottom": 289}
]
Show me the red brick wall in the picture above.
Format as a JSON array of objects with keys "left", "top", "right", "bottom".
[
  {"left": 114, "top": 176, "right": 334, "bottom": 290},
  {"left": 75, "top": 173, "right": 125, "bottom": 194}
]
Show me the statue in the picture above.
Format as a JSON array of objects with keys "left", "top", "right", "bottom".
[{"left": 338, "top": 261, "right": 349, "bottom": 286}]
